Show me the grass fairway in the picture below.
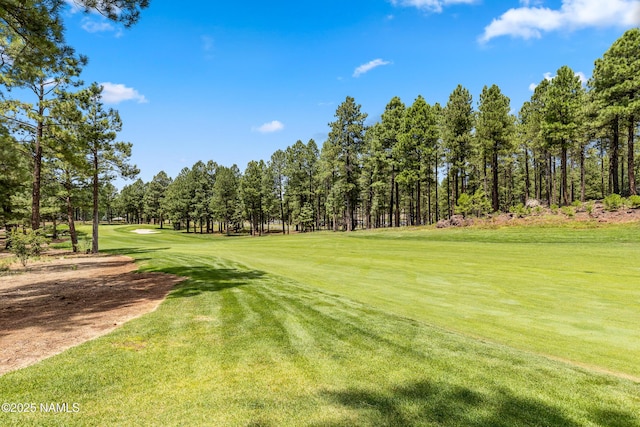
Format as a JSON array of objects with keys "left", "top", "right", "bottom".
[{"left": 1, "top": 224, "right": 639, "bottom": 426}]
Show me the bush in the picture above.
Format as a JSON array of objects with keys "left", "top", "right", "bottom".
[
  {"left": 471, "top": 190, "right": 491, "bottom": 217},
  {"left": 550, "top": 204, "right": 559, "bottom": 214},
  {"left": 628, "top": 195, "right": 640, "bottom": 208},
  {"left": 7, "top": 229, "right": 47, "bottom": 267},
  {"left": 603, "top": 194, "right": 625, "bottom": 211},
  {"left": 585, "top": 201, "right": 595, "bottom": 216},
  {"left": 561, "top": 206, "right": 575, "bottom": 217},
  {"left": 509, "top": 203, "right": 530, "bottom": 217},
  {"left": 0, "top": 258, "right": 11, "bottom": 273}
]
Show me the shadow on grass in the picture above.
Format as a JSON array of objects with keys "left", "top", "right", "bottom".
[
  {"left": 162, "top": 266, "right": 266, "bottom": 298},
  {"left": 102, "top": 247, "right": 172, "bottom": 256},
  {"left": 317, "top": 380, "right": 638, "bottom": 426}
]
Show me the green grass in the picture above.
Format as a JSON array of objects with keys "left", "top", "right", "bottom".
[
  {"left": 1, "top": 223, "right": 639, "bottom": 426},
  {"left": 112, "top": 223, "right": 640, "bottom": 378}
]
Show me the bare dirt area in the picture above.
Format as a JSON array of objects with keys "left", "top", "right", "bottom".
[
  {"left": 437, "top": 202, "right": 640, "bottom": 228},
  {"left": 0, "top": 254, "right": 185, "bottom": 375}
]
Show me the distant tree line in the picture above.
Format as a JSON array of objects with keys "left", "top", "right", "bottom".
[
  {"left": 2, "top": 27, "right": 639, "bottom": 236},
  {"left": 111, "top": 29, "right": 639, "bottom": 233}
]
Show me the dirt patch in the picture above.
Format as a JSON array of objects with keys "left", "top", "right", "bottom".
[
  {"left": 439, "top": 203, "right": 640, "bottom": 228},
  {"left": 0, "top": 254, "right": 185, "bottom": 375}
]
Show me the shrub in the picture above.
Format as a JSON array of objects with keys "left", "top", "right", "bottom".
[
  {"left": 471, "top": 190, "right": 491, "bottom": 217},
  {"left": 7, "top": 229, "right": 47, "bottom": 267},
  {"left": 571, "top": 200, "right": 582, "bottom": 208},
  {"left": 0, "top": 258, "right": 11, "bottom": 273},
  {"left": 585, "top": 201, "right": 595, "bottom": 216},
  {"left": 509, "top": 203, "right": 530, "bottom": 217},
  {"left": 603, "top": 194, "right": 625, "bottom": 211},
  {"left": 550, "top": 204, "right": 559, "bottom": 214},
  {"left": 628, "top": 195, "right": 640, "bottom": 208},
  {"left": 561, "top": 206, "right": 575, "bottom": 217},
  {"left": 79, "top": 236, "right": 93, "bottom": 254}
]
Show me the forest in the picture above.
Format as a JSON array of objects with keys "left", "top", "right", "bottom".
[
  {"left": 1, "top": 25, "right": 639, "bottom": 240},
  {"left": 112, "top": 28, "right": 640, "bottom": 235}
]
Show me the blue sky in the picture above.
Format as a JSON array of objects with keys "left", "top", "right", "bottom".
[{"left": 61, "top": 0, "right": 640, "bottom": 185}]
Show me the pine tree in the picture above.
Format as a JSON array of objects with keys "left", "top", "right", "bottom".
[
  {"left": 326, "top": 96, "right": 367, "bottom": 231},
  {"left": 164, "top": 167, "right": 194, "bottom": 231},
  {"left": 77, "top": 83, "right": 138, "bottom": 251},
  {"left": 144, "top": 171, "right": 172, "bottom": 228},
  {"left": 0, "top": 48, "right": 85, "bottom": 228},
  {"left": 269, "top": 150, "right": 288, "bottom": 234},
  {"left": 379, "top": 97, "right": 405, "bottom": 227},
  {"left": 591, "top": 28, "right": 640, "bottom": 196},
  {"left": 443, "top": 85, "right": 474, "bottom": 213},
  {"left": 210, "top": 165, "right": 240, "bottom": 235},
  {"left": 543, "top": 66, "right": 583, "bottom": 205},
  {"left": 476, "top": 84, "right": 514, "bottom": 211}
]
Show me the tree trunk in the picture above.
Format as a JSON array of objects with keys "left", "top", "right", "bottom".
[
  {"left": 394, "top": 181, "right": 400, "bottom": 227},
  {"left": 600, "top": 142, "right": 606, "bottom": 198},
  {"left": 427, "top": 166, "right": 432, "bottom": 225},
  {"left": 524, "top": 146, "right": 531, "bottom": 201},
  {"left": 453, "top": 166, "right": 459, "bottom": 206},
  {"left": 561, "top": 145, "right": 568, "bottom": 206},
  {"left": 547, "top": 153, "right": 552, "bottom": 206},
  {"left": 628, "top": 118, "right": 636, "bottom": 196},
  {"left": 65, "top": 180, "right": 79, "bottom": 253},
  {"left": 580, "top": 144, "right": 586, "bottom": 203},
  {"left": 92, "top": 152, "right": 99, "bottom": 254},
  {"left": 434, "top": 160, "right": 439, "bottom": 222},
  {"left": 612, "top": 117, "right": 620, "bottom": 194},
  {"left": 389, "top": 166, "right": 395, "bottom": 227},
  {"left": 483, "top": 152, "right": 488, "bottom": 197},
  {"left": 416, "top": 180, "right": 421, "bottom": 226},
  {"left": 31, "top": 85, "right": 45, "bottom": 229},
  {"left": 491, "top": 143, "right": 499, "bottom": 212},
  {"left": 446, "top": 164, "right": 452, "bottom": 219},
  {"left": 280, "top": 198, "right": 285, "bottom": 235}
]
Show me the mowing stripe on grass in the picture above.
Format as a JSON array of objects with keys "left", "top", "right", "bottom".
[
  {"left": 2, "top": 224, "right": 635, "bottom": 425},
  {"left": 3, "top": 250, "right": 638, "bottom": 425}
]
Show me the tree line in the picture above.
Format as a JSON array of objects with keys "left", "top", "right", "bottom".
[
  {"left": 2, "top": 21, "right": 638, "bottom": 237},
  {"left": 113, "top": 29, "right": 639, "bottom": 234},
  {"left": 1, "top": 0, "right": 146, "bottom": 251}
]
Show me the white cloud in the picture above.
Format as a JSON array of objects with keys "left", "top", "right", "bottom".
[
  {"left": 99, "top": 82, "right": 148, "bottom": 104},
  {"left": 528, "top": 70, "right": 589, "bottom": 91},
  {"left": 480, "top": 0, "right": 640, "bottom": 43},
  {"left": 353, "top": 59, "right": 391, "bottom": 78},
  {"left": 65, "top": 0, "right": 83, "bottom": 14},
  {"left": 254, "top": 120, "right": 284, "bottom": 134},
  {"left": 575, "top": 71, "right": 588, "bottom": 85},
  {"left": 81, "top": 18, "right": 115, "bottom": 33},
  {"left": 390, "top": 0, "right": 477, "bottom": 13},
  {"left": 519, "top": 0, "right": 544, "bottom": 6}
]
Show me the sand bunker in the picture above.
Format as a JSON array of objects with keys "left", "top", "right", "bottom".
[{"left": 131, "top": 229, "right": 160, "bottom": 234}]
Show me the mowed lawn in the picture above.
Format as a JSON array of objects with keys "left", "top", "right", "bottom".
[
  {"left": 0, "top": 223, "right": 639, "bottom": 426},
  {"left": 115, "top": 222, "right": 640, "bottom": 378}
]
